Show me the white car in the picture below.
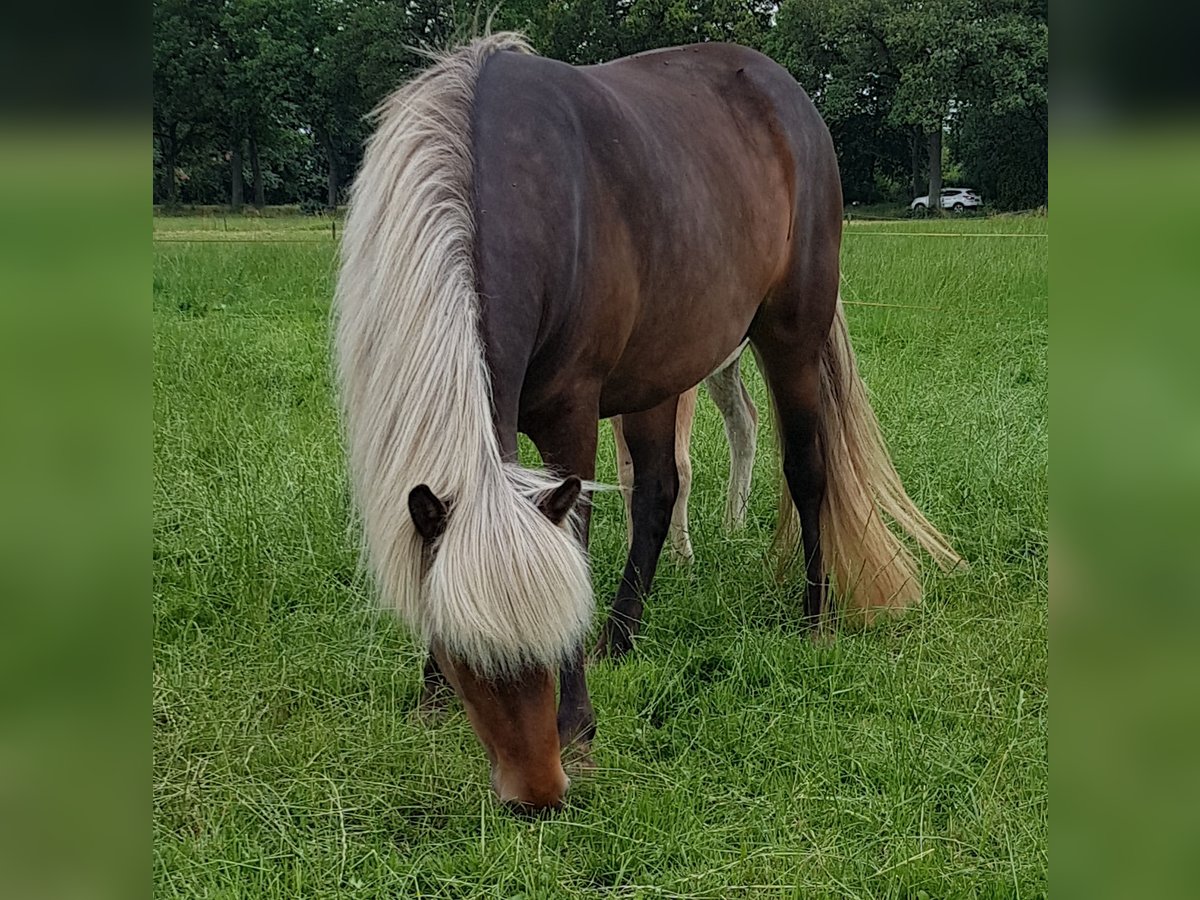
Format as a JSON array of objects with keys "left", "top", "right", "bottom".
[{"left": 911, "top": 187, "right": 981, "bottom": 214}]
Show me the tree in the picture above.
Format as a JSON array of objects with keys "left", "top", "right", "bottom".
[
  {"left": 772, "top": 0, "right": 1047, "bottom": 212},
  {"left": 498, "top": 0, "right": 623, "bottom": 63},
  {"left": 620, "top": 0, "right": 774, "bottom": 53},
  {"left": 270, "top": 0, "right": 461, "bottom": 210},
  {"left": 952, "top": 1, "right": 1047, "bottom": 209},
  {"left": 153, "top": 0, "right": 282, "bottom": 210},
  {"left": 216, "top": 0, "right": 319, "bottom": 210},
  {"left": 499, "top": 0, "right": 774, "bottom": 65},
  {"left": 151, "top": 0, "right": 1046, "bottom": 213},
  {"left": 153, "top": 0, "right": 223, "bottom": 206}
]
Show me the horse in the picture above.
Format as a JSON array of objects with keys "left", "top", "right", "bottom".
[{"left": 334, "top": 34, "right": 961, "bottom": 810}]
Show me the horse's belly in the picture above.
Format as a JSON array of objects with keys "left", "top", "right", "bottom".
[{"left": 597, "top": 309, "right": 755, "bottom": 417}]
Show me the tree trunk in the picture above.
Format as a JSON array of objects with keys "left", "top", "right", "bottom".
[
  {"left": 249, "top": 135, "right": 265, "bottom": 209},
  {"left": 166, "top": 145, "right": 178, "bottom": 205},
  {"left": 325, "top": 139, "right": 339, "bottom": 211},
  {"left": 230, "top": 140, "right": 244, "bottom": 211},
  {"left": 926, "top": 126, "right": 943, "bottom": 217},
  {"left": 162, "top": 124, "right": 179, "bottom": 207},
  {"left": 910, "top": 126, "right": 924, "bottom": 199}
]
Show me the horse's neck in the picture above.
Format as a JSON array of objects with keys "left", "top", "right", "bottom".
[{"left": 476, "top": 288, "right": 542, "bottom": 462}]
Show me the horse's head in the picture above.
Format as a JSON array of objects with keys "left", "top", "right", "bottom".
[
  {"left": 431, "top": 644, "right": 568, "bottom": 809},
  {"left": 408, "top": 476, "right": 583, "bottom": 810}
]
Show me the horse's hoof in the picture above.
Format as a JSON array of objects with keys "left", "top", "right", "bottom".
[
  {"left": 807, "top": 627, "right": 835, "bottom": 648},
  {"left": 413, "top": 688, "right": 453, "bottom": 725},
  {"left": 562, "top": 741, "right": 597, "bottom": 776},
  {"left": 412, "top": 705, "right": 445, "bottom": 726},
  {"left": 590, "top": 633, "right": 632, "bottom": 664},
  {"left": 558, "top": 709, "right": 596, "bottom": 750},
  {"left": 670, "top": 541, "right": 695, "bottom": 566}
]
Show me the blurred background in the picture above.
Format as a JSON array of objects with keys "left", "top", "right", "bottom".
[
  {"left": 1054, "top": 2, "right": 1200, "bottom": 898},
  {"left": 4, "top": 0, "right": 1200, "bottom": 896}
]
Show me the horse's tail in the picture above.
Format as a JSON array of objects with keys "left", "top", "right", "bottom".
[
  {"left": 776, "top": 297, "right": 963, "bottom": 619},
  {"left": 334, "top": 34, "right": 593, "bottom": 676}
]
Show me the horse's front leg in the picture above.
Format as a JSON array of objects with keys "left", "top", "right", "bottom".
[
  {"left": 595, "top": 395, "right": 681, "bottom": 661},
  {"left": 526, "top": 407, "right": 600, "bottom": 753},
  {"left": 416, "top": 652, "right": 454, "bottom": 722}
]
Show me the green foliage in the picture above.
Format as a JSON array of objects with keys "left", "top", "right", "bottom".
[
  {"left": 492, "top": 0, "right": 775, "bottom": 64},
  {"left": 954, "top": 102, "right": 1047, "bottom": 210},
  {"left": 153, "top": 215, "right": 1047, "bottom": 895},
  {"left": 770, "top": 0, "right": 1047, "bottom": 205},
  {"left": 153, "top": 1, "right": 1047, "bottom": 210},
  {"left": 152, "top": 0, "right": 469, "bottom": 208}
]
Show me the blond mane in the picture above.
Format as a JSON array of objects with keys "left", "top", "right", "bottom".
[{"left": 334, "top": 34, "right": 593, "bottom": 676}]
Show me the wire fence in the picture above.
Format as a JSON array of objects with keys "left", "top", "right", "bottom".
[
  {"left": 153, "top": 227, "right": 1047, "bottom": 244},
  {"left": 153, "top": 237, "right": 337, "bottom": 243},
  {"left": 844, "top": 231, "right": 1045, "bottom": 238},
  {"left": 153, "top": 208, "right": 1049, "bottom": 244},
  {"left": 842, "top": 206, "right": 1045, "bottom": 221},
  {"left": 153, "top": 213, "right": 1044, "bottom": 316},
  {"left": 153, "top": 217, "right": 343, "bottom": 244}
]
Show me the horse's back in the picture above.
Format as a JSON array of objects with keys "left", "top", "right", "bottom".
[{"left": 471, "top": 44, "right": 841, "bottom": 417}]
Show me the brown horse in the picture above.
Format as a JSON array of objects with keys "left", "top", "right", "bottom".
[{"left": 335, "top": 34, "right": 961, "bottom": 810}]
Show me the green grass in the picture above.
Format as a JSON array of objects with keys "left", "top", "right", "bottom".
[{"left": 154, "top": 214, "right": 1047, "bottom": 897}]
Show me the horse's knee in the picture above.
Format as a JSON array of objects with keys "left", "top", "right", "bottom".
[
  {"left": 658, "top": 466, "right": 681, "bottom": 514},
  {"left": 674, "top": 451, "right": 692, "bottom": 498},
  {"left": 669, "top": 481, "right": 695, "bottom": 564}
]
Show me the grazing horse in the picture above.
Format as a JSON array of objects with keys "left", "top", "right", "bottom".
[{"left": 334, "top": 34, "right": 961, "bottom": 810}]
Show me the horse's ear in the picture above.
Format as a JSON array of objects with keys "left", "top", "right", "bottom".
[
  {"left": 409, "top": 484, "right": 449, "bottom": 542},
  {"left": 538, "top": 476, "right": 582, "bottom": 526}
]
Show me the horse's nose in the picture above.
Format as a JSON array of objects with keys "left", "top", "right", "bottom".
[
  {"left": 492, "top": 764, "right": 569, "bottom": 812},
  {"left": 502, "top": 795, "right": 564, "bottom": 817}
]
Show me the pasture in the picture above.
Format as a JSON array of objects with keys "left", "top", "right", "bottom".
[{"left": 153, "top": 214, "right": 1047, "bottom": 897}]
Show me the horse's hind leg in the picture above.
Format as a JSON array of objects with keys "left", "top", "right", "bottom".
[
  {"left": 611, "top": 416, "right": 635, "bottom": 549},
  {"left": 668, "top": 388, "right": 697, "bottom": 564},
  {"left": 595, "top": 395, "right": 681, "bottom": 660},
  {"left": 753, "top": 343, "right": 827, "bottom": 626},
  {"left": 748, "top": 219, "right": 841, "bottom": 627},
  {"left": 704, "top": 348, "right": 758, "bottom": 530}
]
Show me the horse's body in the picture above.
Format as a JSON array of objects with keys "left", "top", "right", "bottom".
[
  {"left": 336, "top": 35, "right": 959, "bottom": 810},
  {"left": 471, "top": 43, "right": 821, "bottom": 432}
]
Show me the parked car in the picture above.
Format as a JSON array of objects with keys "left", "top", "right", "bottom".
[{"left": 911, "top": 187, "right": 981, "bottom": 214}]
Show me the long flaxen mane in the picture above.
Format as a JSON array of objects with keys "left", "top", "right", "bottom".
[{"left": 334, "top": 34, "right": 593, "bottom": 676}]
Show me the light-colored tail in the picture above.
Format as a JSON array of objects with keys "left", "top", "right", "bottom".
[
  {"left": 334, "top": 34, "right": 593, "bottom": 676},
  {"left": 777, "top": 298, "right": 963, "bottom": 619}
]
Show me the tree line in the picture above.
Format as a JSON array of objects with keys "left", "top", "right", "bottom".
[{"left": 153, "top": 0, "right": 1046, "bottom": 212}]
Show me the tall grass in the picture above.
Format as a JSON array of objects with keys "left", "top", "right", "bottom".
[{"left": 153, "top": 215, "right": 1046, "bottom": 897}]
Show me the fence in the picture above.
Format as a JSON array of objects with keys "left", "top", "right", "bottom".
[
  {"left": 152, "top": 225, "right": 1047, "bottom": 244},
  {"left": 153, "top": 214, "right": 1045, "bottom": 314}
]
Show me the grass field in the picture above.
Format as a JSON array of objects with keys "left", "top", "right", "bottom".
[{"left": 153, "top": 214, "right": 1047, "bottom": 897}]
